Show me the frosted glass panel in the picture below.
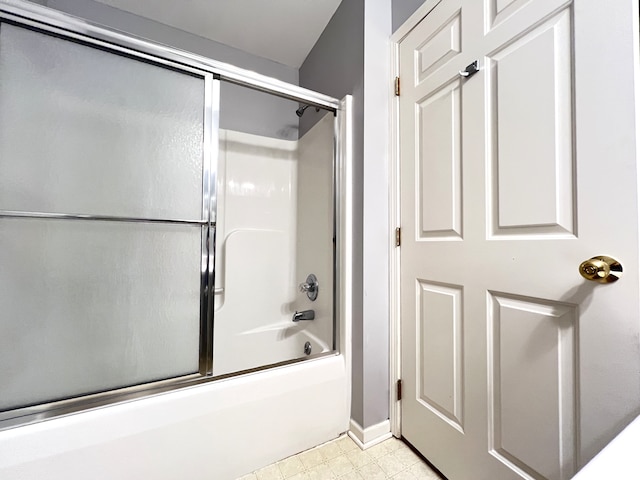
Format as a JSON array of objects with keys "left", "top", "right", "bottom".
[
  {"left": 0, "top": 218, "right": 201, "bottom": 410},
  {"left": 0, "top": 23, "right": 204, "bottom": 220}
]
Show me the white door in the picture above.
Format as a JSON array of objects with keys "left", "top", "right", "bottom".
[{"left": 399, "top": 1, "right": 640, "bottom": 479}]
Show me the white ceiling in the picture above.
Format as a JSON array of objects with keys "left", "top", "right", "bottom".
[{"left": 92, "top": 0, "right": 342, "bottom": 68}]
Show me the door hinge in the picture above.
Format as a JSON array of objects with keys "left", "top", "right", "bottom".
[
  {"left": 394, "top": 76, "right": 400, "bottom": 96},
  {"left": 395, "top": 227, "right": 401, "bottom": 247},
  {"left": 397, "top": 379, "right": 402, "bottom": 401}
]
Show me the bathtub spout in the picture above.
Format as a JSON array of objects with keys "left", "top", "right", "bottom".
[{"left": 292, "top": 310, "right": 315, "bottom": 322}]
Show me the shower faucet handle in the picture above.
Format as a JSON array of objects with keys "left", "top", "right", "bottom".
[
  {"left": 292, "top": 310, "right": 315, "bottom": 322},
  {"left": 298, "top": 273, "right": 319, "bottom": 301}
]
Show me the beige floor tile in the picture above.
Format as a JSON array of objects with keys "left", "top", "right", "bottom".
[
  {"left": 376, "top": 451, "right": 407, "bottom": 477},
  {"left": 326, "top": 454, "right": 355, "bottom": 477},
  {"left": 337, "top": 471, "right": 365, "bottom": 480},
  {"left": 391, "top": 470, "right": 418, "bottom": 480},
  {"left": 345, "top": 449, "right": 373, "bottom": 469},
  {"left": 298, "top": 448, "right": 325, "bottom": 469},
  {"left": 255, "top": 463, "right": 284, "bottom": 480},
  {"left": 237, "top": 474, "right": 258, "bottom": 480},
  {"left": 286, "top": 472, "right": 310, "bottom": 480},
  {"left": 385, "top": 438, "right": 405, "bottom": 452},
  {"left": 278, "top": 455, "right": 306, "bottom": 478},
  {"left": 392, "top": 446, "right": 422, "bottom": 466},
  {"left": 365, "top": 441, "right": 393, "bottom": 459},
  {"left": 318, "top": 441, "right": 343, "bottom": 461},
  {"left": 408, "top": 461, "right": 441, "bottom": 479},
  {"left": 306, "top": 462, "right": 337, "bottom": 480},
  {"left": 336, "top": 436, "right": 359, "bottom": 453},
  {"left": 239, "top": 437, "right": 442, "bottom": 480},
  {"left": 357, "top": 461, "right": 388, "bottom": 480}
]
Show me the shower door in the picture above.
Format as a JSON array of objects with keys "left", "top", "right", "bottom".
[{"left": 0, "top": 19, "right": 218, "bottom": 425}]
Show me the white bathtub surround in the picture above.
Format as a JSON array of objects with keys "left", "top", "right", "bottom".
[
  {"left": 212, "top": 128, "right": 301, "bottom": 375},
  {"left": 212, "top": 114, "right": 336, "bottom": 376},
  {"left": 348, "top": 418, "right": 393, "bottom": 450},
  {"left": 293, "top": 112, "right": 336, "bottom": 354}
]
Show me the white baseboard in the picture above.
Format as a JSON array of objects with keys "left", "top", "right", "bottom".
[{"left": 348, "top": 419, "right": 392, "bottom": 450}]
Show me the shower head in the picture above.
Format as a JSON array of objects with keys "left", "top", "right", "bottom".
[{"left": 295, "top": 105, "right": 320, "bottom": 117}]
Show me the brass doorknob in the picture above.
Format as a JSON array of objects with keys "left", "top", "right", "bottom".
[{"left": 579, "top": 256, "right": 622, "bottom": 283}]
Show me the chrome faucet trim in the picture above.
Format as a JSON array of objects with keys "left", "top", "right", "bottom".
[
  {"left": 299, "top": 273, "right": 319, "bottom": 301},
  {"left": 292, "top": 310, "right": 315, "bottom": 322}
]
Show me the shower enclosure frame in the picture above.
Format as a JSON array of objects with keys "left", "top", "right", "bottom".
[{"left": 0, "top": 0, "right": 345, "bottom": 431}]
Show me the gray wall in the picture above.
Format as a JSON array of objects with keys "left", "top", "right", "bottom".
[
  {"left": 392, "top": 0, "right": 426, "bottom": 32},
  {"left": 361, "top": 0, "right": 392, "bottom": 429},
  {"left": 300, "top": 0, "right": 393, "bottom": 430},
  {"left": 41, "top": 0, "right": 300, "bottom": 139},
  {"left": 299, "top": 0, "right": 366, "bottom": 426}
]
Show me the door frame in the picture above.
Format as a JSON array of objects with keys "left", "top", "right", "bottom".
[
  {"left": 388, "top": 0, "right": 640, "bottom": 443},
  {"left": 388, "top": 0, "right": 442, "bottom": 439}
]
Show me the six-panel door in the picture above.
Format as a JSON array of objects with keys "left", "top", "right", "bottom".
[{"left": 399, "top": 1, "right": 640, "bottom": 479}]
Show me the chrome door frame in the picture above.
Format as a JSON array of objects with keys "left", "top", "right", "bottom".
[{"left": 0, "top": 0, "right": 340, "bottom": 111}]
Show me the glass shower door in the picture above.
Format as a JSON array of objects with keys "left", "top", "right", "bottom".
[{"left": 0, "top": 22, "right": 216, "bottom": 415}]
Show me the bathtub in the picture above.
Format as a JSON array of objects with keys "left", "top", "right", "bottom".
[{"left": 0, "top": 354, "right": 349, "bottom": 480}]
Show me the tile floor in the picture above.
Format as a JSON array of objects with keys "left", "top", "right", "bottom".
[{"left": 237, "top": 435, "right": 443, "bottom": 480}]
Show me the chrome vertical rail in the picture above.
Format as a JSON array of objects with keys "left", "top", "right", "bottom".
[
  {"left": 207, "top": 78, "right": 221, "bottom": 374},
  {"left": 332, "top": 113, "right": 339, "bottom": 352},
  {"left": 199, "top": 75, "right": 220, "bottom": 376},
  {"left": 335, "top": 95, "right": 353, "bottom": 358}
]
